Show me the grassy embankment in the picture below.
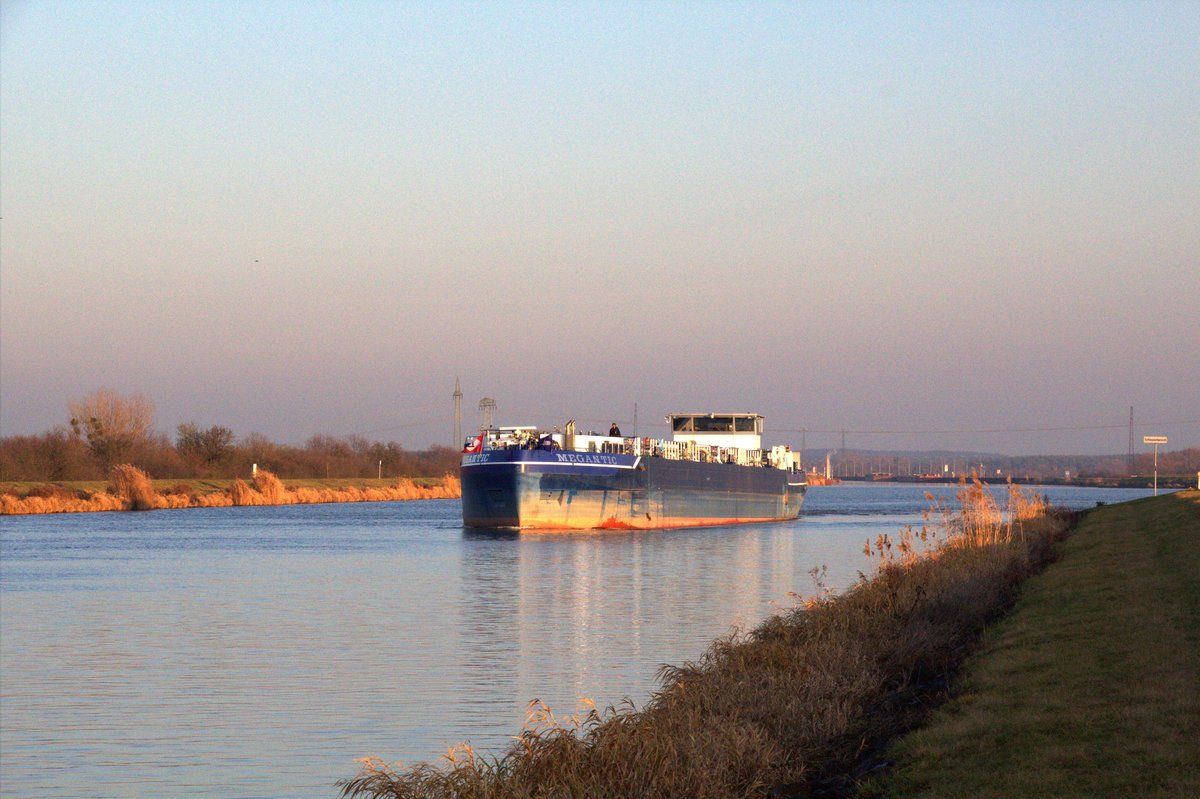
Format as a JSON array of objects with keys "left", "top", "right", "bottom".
[
  {"left": 865, "top": 488, "right": 1200, "bottom": 799},
  {"left": 339, "top": 480, "right": 1072, "bottom": 799},
  {"left": 0, "top": 466, "right": 460, "bottom": 515}
]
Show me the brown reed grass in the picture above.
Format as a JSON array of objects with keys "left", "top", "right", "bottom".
[
  {"left": 339, "top": 484, "right": 1073, "bottom": 799},
  {"left": 226, "top": 471, "right": 462, "bottom": 508},
  {"left": 0, "top": 471, "right": 462, "bottom": 515},
  {"left": 109, "top": 464, "right": 159, "bottom": 510},
  {"left": 0, "top": 490, "right": 126, "bottom": 515}
]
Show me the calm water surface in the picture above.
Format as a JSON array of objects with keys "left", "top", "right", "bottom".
[{"left": 0, "top": 483, "right": 1153, "bottom": 798}]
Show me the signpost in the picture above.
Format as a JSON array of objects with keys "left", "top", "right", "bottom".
[{"left": 1143, "top": 435, "right": 1168, "bottom": 495}]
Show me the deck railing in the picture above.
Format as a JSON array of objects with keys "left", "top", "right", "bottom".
[{"left": 484, "top": 433, "right": 790, "bottom": 471}]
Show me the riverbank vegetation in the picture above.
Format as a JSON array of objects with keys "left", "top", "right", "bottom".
[
  {"left": 1, "top": 387, "right": 459, "bottom": 483},
  {"left": 8, "top": 391, "right": 1200, "bottom": 487},
  {"left": 865, "top": 489, "right": 1200, "bottom": 798},
  {"left": 339, "top": 479, "right": 1073, "bottom": 799},
  {"left": 0, "top": 465, "right": 460, "bottom": 515}
]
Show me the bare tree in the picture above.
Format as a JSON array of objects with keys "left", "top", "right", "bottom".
[
  {"left": 176, "top": 423, "right": 235, "bottom": 471},
  {"left": 68, "top": 388, "right": 155, "bottom": 470}
]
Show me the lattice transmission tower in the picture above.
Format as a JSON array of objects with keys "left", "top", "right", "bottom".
[
  {"left": 452, "top": 378, "right": 463, "bottom": 448},
  {"left": 1127, "top": 406, "right": 1135, "bottom": 475}
]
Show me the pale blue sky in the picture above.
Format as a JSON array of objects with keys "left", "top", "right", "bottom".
[{"left": 2, "top": 0, "right": 1197, "bottom": 455}]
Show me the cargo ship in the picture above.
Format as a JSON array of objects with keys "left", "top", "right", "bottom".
[{"left": 460, "top": 412, "right": 805, "bottom": 530}]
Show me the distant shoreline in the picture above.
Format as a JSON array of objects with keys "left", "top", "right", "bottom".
[
  {"left": 0, "top": 471, "right": 462, "bottom": 516},
  {"left": 831, "top": 474, "right": 1195, "bottom": 489}
]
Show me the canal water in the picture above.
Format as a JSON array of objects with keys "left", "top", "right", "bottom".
[{"left": 0, "top": 483, "right": 1152, "bottom": 798}]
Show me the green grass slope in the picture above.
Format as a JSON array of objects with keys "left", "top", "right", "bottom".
[{"left": 871, "top": 490, "right": 1200, "bottom": 798}]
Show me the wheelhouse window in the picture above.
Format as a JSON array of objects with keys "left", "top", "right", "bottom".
[
  {"left": 692, "top": 416, "right": 734, "bottom": 432},
  {"left": 672, "top": 416, "right": 693, "bottom": 432},
  {"left": 734, "top": 416, "right": 759, "bottom": 433}
]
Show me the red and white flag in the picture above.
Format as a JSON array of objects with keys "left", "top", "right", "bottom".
[{"left": 463, "top": 433, "right": 484, "bottom": 453}]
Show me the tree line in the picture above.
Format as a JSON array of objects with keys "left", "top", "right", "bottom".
[{"left": 1, "top": 388, "right": 459, "bottom": 482}]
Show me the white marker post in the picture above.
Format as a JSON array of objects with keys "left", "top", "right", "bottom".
[{"left": 1143, "top": 436, "right": 1168, "bottom": 496}]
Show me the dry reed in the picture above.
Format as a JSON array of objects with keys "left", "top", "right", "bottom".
[
  {"left": 1, "top": 471, "right": 462, "bottom": 515},
  {"left": 109, "top": 464, "right": 159, "bottom": 510},
  {"left": 0, "top": 490, "right": 125, "bottom": 515},
  {"left": 226, "top": 472, "right": 462, "bottom": 507},
  {"left": 339, "top": 483, "right": 1073, "bottom": 799}
]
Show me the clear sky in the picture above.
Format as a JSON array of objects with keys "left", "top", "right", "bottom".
[{"left": 2, "top": 0, "right": 1197, "bottom": 455}]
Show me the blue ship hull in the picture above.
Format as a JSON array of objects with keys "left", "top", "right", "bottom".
[{"left": 460, "top": 449, "right": 804, "bottom": 530}]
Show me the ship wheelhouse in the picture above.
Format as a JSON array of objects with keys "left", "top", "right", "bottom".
[{"left": 667, "top": 412, "right": 763, "bottom": 451}]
